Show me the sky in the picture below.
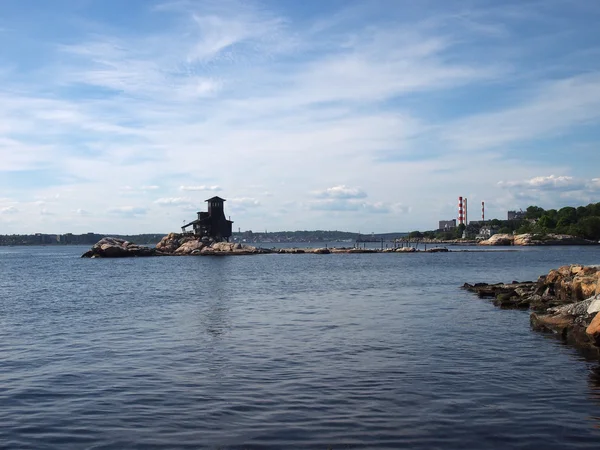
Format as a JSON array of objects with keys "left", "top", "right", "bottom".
[{"left": 1, "top": 0, "right": 600, "bottom": 234}]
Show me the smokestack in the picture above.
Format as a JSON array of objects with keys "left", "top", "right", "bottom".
[
  {"left": 464, "top": 197, "right": 468, "bottom": 225},
  {"left": 458, "top": 196, "right": 463, "bottom": 225},
  {"left": 482, "top": 201, "right": 485, "bottom": 222}
]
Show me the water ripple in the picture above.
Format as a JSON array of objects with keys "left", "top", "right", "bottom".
[{"left": 1, "top": 245, "right": 600, "bottom": 448}]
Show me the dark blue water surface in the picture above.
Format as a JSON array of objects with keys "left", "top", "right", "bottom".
[{"left": 2, "top": 245, "right": 600, "bottom": 449}]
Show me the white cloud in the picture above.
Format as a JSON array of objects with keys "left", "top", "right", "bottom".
[
  {"left": 307, "top": 199, "right": 409, "bottom": 214},
  {"left": 154, "top": 197, "right": 193, "bottom": 206},
  {"left": 589, "top": 178, "right": 600, "bottom": 189},
  {"left": 179, "top": 185, "right": 222, "bottom": 191},
  {"left": 0, "top": 206, "right": 18, "bottom": 214},
  {"left": 229, "top": 197, "right": 260, "bottom": 206},
  {"left": 107, "top": 206, "right": 148, "bottom": 216},
  {"left": 0, "top": 0, "right": 598, "bottom": 234},
  {"left": 498, "top": 175, "right": 600, "bottom": 208},
  {"left": 498, "top": 175, "right": 585, "bottom": 191},
  {"left": 313, "top": 185, "right": 367, "bottom": 199}
]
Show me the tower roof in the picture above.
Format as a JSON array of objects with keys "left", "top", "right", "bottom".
[{"left": 205, "top": 196, "right": 226, "bottom": 202}]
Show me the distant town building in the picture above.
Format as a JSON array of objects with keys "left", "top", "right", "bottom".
[
  {"left": 507, "top": 210, "right": 526, "bottom": 220},
  {"left": 438, "top": 219, "right": 457, "bottom": 230},
  {"left": 476, "top": 225, "right": 498, "bottom": 240},
  {"left": 181, "top": 196, "right": 234, "bottom": 242}
]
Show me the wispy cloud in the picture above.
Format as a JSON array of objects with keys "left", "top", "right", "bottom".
[
  {"left": 0, "top": 206, "right": 18, "bottom": 214},
  {"left": 498, "top": 175, "right": 600, "bottom": 208},
  {"left": 154, "top": 197, "right": 194, "bottom": 206},
  {"left": 443, "top": 74, "right": 600, "bottom": 151},
  {"left": 498, "top": 175, "right": 586, "bottom": 191},
  {"left": 313, "top": 185, "right": 367, "bottom": 199},
  {"left": 1, "top": 0, "right": 599, "bottom": 233},
  {"left": 179, "top": 185, "right": 222, "bottom": 192},
  {"left": 107, "top": 206, "right": 148, "bottom": 217},
  {"left": 308, "top": 199, "right": 410, "bottom": 214}
]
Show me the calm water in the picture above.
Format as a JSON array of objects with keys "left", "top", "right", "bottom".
[{"left": 2, "top": 245, "right": 600, "bottom": 449}]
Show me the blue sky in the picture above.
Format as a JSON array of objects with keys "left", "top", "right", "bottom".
[{"left": 1, "top": 0, "right": 600, "bottom": 234}]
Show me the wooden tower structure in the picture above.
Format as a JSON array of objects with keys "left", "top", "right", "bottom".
[{"left": 181, "top": 196, "right": 234, "bottom": 242}]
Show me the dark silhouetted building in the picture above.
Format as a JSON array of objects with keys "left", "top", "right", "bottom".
[{"left": 182, "top": 196, "right": 234, "bottom": 241}]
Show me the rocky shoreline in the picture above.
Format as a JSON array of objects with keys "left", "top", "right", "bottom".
[
  {"left": 81, "top": 234, "right": 455, "bottom": 258},
  {"left": 463, "top": 264, "right": 600, "bottom": 354},
  {"left": 81, "top": 232, "right": 598, "bottom": 258},
  {"left": 403, "top": 233, "right": 598, "bottom": 247},
  {"left": 478, "top": 233, "right": 597, "bottom": 246}
]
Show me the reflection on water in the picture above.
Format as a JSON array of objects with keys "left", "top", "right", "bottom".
[{"left": 200, "top": 258, "right": 233, "bottom": 338}]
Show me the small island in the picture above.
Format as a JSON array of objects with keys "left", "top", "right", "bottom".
[
  {"left": 80, "top": 198, "right": 599, "bottom": 258},
  {"left": 81, "top": 195, "right": 452, "bottom": 258}
]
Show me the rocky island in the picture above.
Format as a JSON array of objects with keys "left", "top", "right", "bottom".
[
  {"left": 81, "top": 235, "right": 272, "bottom": 257},
  {"left": 463, "top": 264, "right": 600, "bottom": 354},
  {"left": 80, "top": 234, "right": 453, "bottom": 258}
]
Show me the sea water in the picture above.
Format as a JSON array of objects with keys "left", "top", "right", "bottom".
[{"left": 1, "top": 245, "right": 600, "bottom": 449}]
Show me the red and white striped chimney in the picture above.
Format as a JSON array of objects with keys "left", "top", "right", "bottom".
[
  {"left": 464, "top": 197, "right": 468, "bottom": 225},
  {"left": 458, "top": 196, "right": 464, "bottom": 225},
  {"left": 482, "top": 201, "right": 485, "bottom": 222}
]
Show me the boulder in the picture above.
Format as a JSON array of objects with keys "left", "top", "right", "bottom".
[
  {"left": 573, "top": 276, "right": 598, "bottom": 299},
  {"left": 101, "top": 243, "right": 129, "bottom": 257},
  {"left": 513, "top": 234, "right": 533, "bottom": 246},
  {"left": 211, "top": 242, "right": 237, "bottom": 252},
  {"left": 478, "top": 233, "right": 598, "bottom": 246},
  {"left": 207, "top": 241, "right": 270, "bottom": 255},
  {"left": 200, "top": 247, "right": 216, "bottom": 255},
  {"left": 156, "top": 233, "right": 196, "bottom": 254},
  {"left": 278, "top": 248, "right": 306, "bottom": 254},
  {"left": 586, "top": 314, "right": 600, "bottom": 345},
  {"left": 395, "top": 247, "right": 417, "bottom": 252},
  {"left": 539, "top": 234, "right": 597, "bottom": 245},
  {"left": 81, "top": 237, "right": 158, "bottom": 258},
  {"left": 587, "top": 298, "right": 600, "bottom": 315},
  {"left": 530, "top": 313, "right": 574, "bottom": 333},
  {"left": 465, "top": 265, "right": 600, "bottom": 352},
  {"left": 174, "top": 240, "right": 205, "bottom": 255},
  {"left": 479, "top": 234, "right": 513, "bottom": 246},
  {"left": 213, "top": 242, "right": 253, "bottom": 253},
  {"left": 547, "top": 297, "right": 596, "bottom": 316}
]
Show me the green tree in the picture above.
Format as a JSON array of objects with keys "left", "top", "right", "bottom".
[
  {"left": 557, "top": 206, "right": 577, "bottom": 226},
  {"left": 525, "top": 206, "right": 545, "bottom": 219},
  {"left": 538, "top": 214, "right": 556, "bottom": 229},
  {"left": 576, "top": 206, "right": 588, "bottom": 219},
  {"left": 579, "top": 216, "right": 600, "bottom": 240},
  {"left": 490, "top": 219, "right": 502, "bottom": 228},
  {"left": 516, "top": 222, "right": 533, "bottom": 234}
]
